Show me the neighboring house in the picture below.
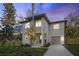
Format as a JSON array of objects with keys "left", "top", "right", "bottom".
[
  {"left": 13, "top": 24, "right": 23, "bottom": 40},
  {"left": 19, "top": 13, "right": 66, "bottom": 46}
]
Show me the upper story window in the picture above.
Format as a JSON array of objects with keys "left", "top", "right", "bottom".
[
  {"left": 25, "top": 22, "right": 30, "bottom": 28},
  {"left": 36, "top": 20, "right": 42, "bottom": 27},
  {"left": 53, "top": 24, "right": 59, "bottom": 29}
]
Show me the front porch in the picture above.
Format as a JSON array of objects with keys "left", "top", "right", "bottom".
[
  {"left": 32, "top": 33, "right": 44, "bottom": 47},
  {"left": 22, "top": 32, "right": 45, "bottom": 47}
]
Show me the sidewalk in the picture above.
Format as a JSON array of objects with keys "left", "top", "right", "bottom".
[{"left": 44, "top": 45, "right": 73, "bottom": 56}]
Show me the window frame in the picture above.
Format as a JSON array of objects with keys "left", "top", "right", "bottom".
[{"left": 53, "top": 24, "right": 60, "bottom": 30}]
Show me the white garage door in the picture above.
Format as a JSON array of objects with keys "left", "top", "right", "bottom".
[{"left": 51, "top": 36, "right": 61, "bottom": 44}]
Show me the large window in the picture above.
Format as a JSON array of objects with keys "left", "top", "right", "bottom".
[
  {"left": 53, "top": 24, "right": 59, "bottom": 29},
  {"left": 25, "top": 22, "right": 30, "bottom": 28},
  {"left": 36, "top": 20, "right": 42, "bottom": 27}
]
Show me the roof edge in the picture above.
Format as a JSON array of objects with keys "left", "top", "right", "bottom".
[
  {"left": 19, "top": 13, "right": 67, "bottom": 24},
  {"left": 50, "top": 20, "right": 67, "bottom": 24}
]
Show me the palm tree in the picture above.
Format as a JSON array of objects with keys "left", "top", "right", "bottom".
[
  {"left": 32, "top": 3, "right": 35, "bottom": 35},
  {"left": 30, "top": 3, "right": 35, "bottom": 46}
]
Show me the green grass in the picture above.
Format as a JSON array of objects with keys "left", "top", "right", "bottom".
[
  {"left": 31, "top": 48, "right": 47, "bottom": 56},
  {"left": 0, "top": 46, "right": 47, "bottom": 56},
  {"left": 64, "top": 44, "right": 79, "bottom": 56}
]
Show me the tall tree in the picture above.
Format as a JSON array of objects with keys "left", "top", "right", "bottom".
[
  {"left": 65, "top": 13, "right": 79, "bottom": 44},
  {"left": 31, "top": 3, "right": 35, "bottom": 29},
  {"left": 2, "top": 3, "right": 16, "bottom": 41},
  {"left": 65, "top": 13, "right": 79, "bottom": 27},
  {"left": 3, "top": 3, "right": 16, "bottom": 26}
]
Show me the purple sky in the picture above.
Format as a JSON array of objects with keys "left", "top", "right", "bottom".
[{"left": 0, "top": 3, "right": 79, "bottom": 22}]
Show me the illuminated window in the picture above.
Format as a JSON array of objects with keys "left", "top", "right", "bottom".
[
  {"left": 25, "top": 22, "right": 30, "bottom": 28},
  {"left": 36, "top": 20, "right": 42, "bottom": 27},
  {"left": 53, "top": 24, "right": 59, "bottom": 29},
  {"left": 40, "top": 35, "right": 42, "bottom": 39}
]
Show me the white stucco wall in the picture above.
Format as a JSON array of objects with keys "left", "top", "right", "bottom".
[
  {"left": 21, "top": 17, "right": 65, "bottom": 45},
  {"left": 41, "top": 18, "right": 50, "bottom": 44},
  {"left": 22, "top": 23, "right": 31, "bottom": 45}
]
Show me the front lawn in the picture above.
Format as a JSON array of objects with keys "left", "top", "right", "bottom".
[
  {"left": 0, "top": 46, "right": 47, "bottom": 56},
  {"left": 0, "top": 39, "right": 47, "bottom": 56},
  {"left": 64, "top": 44, "right": 79, "bottom": 56}
]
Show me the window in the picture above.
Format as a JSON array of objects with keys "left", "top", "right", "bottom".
[
  {"left": 44, "top": 40, "right": 46, "bottom": 43},
  {"left": 36, "top": 20, "right": 42, "bottom": 27},
  {"left": 25, "top": 22, "right": 30, "bottom": 28},
  {"left": 40, "top": 35, "right": 42, "bottom": 43},
  {"left": 53, "top": 24, "right": 59, "bottom": 29},
  {"left": 40, "top": 35, "right": 42, "bottom": 39}
]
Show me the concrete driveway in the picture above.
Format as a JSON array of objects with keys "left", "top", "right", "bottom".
[{"left": 44, "top": 45, "right": 73, "bottom": 56}]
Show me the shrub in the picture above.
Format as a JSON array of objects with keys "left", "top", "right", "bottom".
[
  {"left": 0, "top": 46, "right": 47, "bottom": 56},
  {"left": 44, "top": 43, "right": 50, "bottom": 47},
  {"left": 0, "top": 39, "right": 22, "bottom": 47},
  {"left": 0, "top": 46, "right": 31, "bottom": 56},
  {"left": 21, "top": 44, "right": 31, "bottom": 47}
]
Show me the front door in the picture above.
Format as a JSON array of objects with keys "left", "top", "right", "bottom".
[{"left": 35, "top": 33, "right": 41, "bottom": 44}]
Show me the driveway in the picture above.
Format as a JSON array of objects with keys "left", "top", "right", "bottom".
[{"left": 44, "top": 45, "right": 73, "bottom": 56}]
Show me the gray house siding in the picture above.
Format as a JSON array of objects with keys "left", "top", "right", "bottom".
[
  {"left": 50, "top": 22, "right": 65, "bottom": 36},
  {"left": 49, "top": 22, "right": 65, "bottom": 44},
  {"left": 36, "top": 27, "right": 41, "bottom": 33}
]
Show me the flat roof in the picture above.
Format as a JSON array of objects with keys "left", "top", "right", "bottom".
[{"left": 19, "top": 13, "right": 66, "bottom": 24}]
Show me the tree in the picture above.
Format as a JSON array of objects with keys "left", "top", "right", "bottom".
[
  {"left": 25, "top": 27, "right": 36, "bottom": 55},
  {"left": 24, "top": 3, "right": 43, "bottom": 46},
  {"left": 65, "top": 13, "right": 79, "bottom": 44},
  {"left": 3, "top": 3, "right": 16, "bottom": 26},
  {"left": 1, "top": 3, "right": 16, "bottom": 42},
  {"left": 26, "top": 27, "right": 36, "bottom": 46},
  {"left": 65, "top": 13, "right": 79, "bottom": 27}
]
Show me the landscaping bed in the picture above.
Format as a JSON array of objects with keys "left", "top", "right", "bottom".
[
  {"left": 0, "top": 39, "right": 47, "bottom": 56},
  {"left": 0, "top": 46, "right": 47, "bottom": 56},
  {"left": 64, "top": 44, "right": 79, "bottom": 56}
]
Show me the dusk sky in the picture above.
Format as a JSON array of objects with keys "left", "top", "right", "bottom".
[{"left": 0, "top": 3, "right": 79, "bottom": 22}]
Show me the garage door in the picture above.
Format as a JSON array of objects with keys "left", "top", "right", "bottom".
[{"left": 51, "top": 36, "right": 61, "bottom": 44}]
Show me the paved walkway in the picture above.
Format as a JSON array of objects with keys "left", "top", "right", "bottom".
[{"left": 44, "top": 45, "right": 73, "bottom": 56}]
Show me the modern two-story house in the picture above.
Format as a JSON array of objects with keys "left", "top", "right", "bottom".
[{"left": 19, "top": 13, "right": 66, "bottom": 46}]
